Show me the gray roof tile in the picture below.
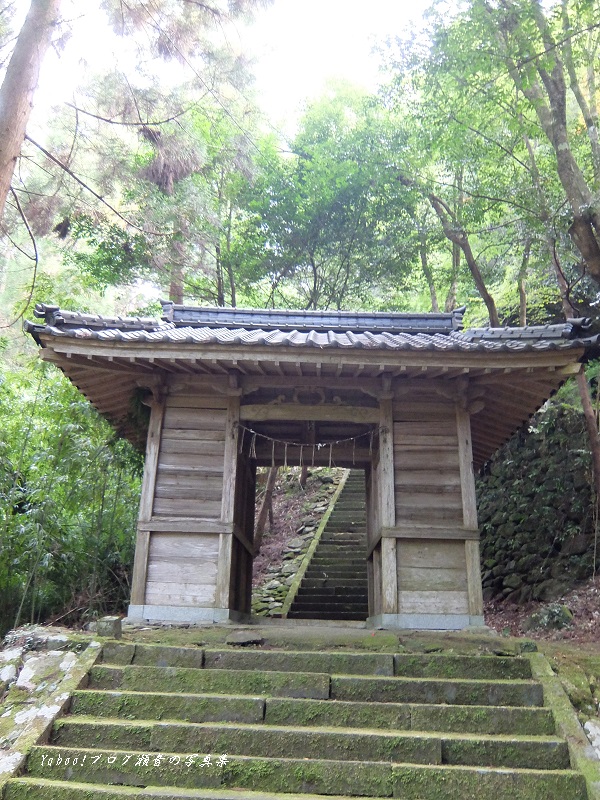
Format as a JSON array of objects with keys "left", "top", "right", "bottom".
[{"left": 24, "top": 303, "right": 599, "bottom": 356}]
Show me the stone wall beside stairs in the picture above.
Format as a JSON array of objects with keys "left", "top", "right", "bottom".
[{"left": 477, "top": 402, "right": 595, "bottom": 605}]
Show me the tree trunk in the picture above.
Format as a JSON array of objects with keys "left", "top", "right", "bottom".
[
  {"left": 254, "top": 466, "right": 278, "bottom": 555},
  {"left": 518, "top": 239, "right": 531, "bottom": 326},
  {"left": 418, "top": 230, "right": 440, "bottom": 312},
  {"left": 428, "top": 192, "right": 500, "bottom": 326},
  {"left": 0, "top": 0, "right": 62, "bottom": 221}
]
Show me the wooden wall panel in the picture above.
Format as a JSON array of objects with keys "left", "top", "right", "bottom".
[
  {"left": 145, "top": 532, "right": 218, "bottom": 606},
  {"left": 154, "top": 398, "right": 227, "bottom": 519},
  {"left": 396, "top": 539, "right": 468, "bottom": 615},
  {"left": 393, "top": 398, "right": 462, "bottom": 526}
]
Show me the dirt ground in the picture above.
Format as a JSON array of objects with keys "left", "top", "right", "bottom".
[{"left": 485, "top": 575, "right": 600, "bottom": 643}]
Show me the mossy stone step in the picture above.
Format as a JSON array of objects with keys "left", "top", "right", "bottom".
[
  {"left": 3, "top": 778, "right": 391, "bottom": 800},
  {"left": 70, "top": 690, "right": 266, "bottom": 724},
  {"left": 70, "top": 690, "right": 556, "bottom": 737},
  {"left": 51, "top": 718, "right": 443, "bottom": 764},
  {"left": 22, "top": 746, "right": 394, "bottom": 796},
  {"left": 201, "top": 649, "right": 394, "bottom": 675},
  {"left": 331, "top": 675, "right": 544, "bottom": 706},
  {"left": 394, "top": 653, "right": 532, "bottom": 680},
  {"left": 294, "top": 594, "right": 369, "bottom": 604},
  {"left": 391, "top": 762, "right": 587, "bottom": 800},
  {"left": 302, "top": 569, "right": 367, "bottom": 578},
  {"left": 295, "top": 587, "right": 368, "bottom": 596},
  {"left": 286, "top": 611, "right": 367, "bottom": 620},
  {"left": 88, "top": 665, "right": 330, "bottom": 699},
  {"left": 289, "top": 603, "right": 368, "bottom": 613},
  {"left": 301, "top": 578, "right": 367, "bottom": 589},
  {"left": 18, "top": 746, "right": 587, "bottom": 799},
  {"left": 265, "top": 697, "right": 556, "bottom": 736}
]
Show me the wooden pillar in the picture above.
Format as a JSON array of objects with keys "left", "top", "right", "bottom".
[
  {"left": 379, "top": 392, "right": 397, "bottom": 614},
  {"left": 456, "top": 405, "right": 484, "bottom": 618},
  {"left": 215, "top": 391, "right": 240, "bottom": 610},
  {"left": 131, "top": 393, "right": 166, "bottom": 605}
]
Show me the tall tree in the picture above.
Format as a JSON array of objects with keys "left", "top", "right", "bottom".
[{"left": 0, "top": 0, "right": 62, "bottom": 221}]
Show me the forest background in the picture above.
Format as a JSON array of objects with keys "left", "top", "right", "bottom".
[{"left": 1, "top": 0, "right": 600, "bottom": 635}]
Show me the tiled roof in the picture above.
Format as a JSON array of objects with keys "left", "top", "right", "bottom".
[{"left": 24, "top": 303, "right": 598, "bottom": 354}]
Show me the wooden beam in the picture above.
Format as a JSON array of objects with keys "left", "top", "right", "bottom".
[
  {"left": 221, "top": 394, "right": 240, "bottom": 524},
  {"left": 466, "top": 539, "right": 484, "bottom": 616},
  {"left": 130, "top": 530, "right": 150, "bottom": 605},
  {"left": 456, "top": 404, "right": 483, "bottom": 617},
  {"left": 138, "top": 518, "right": 234, "bottom": 534},
  {"left": 233, "top": 524, "right": 255, "bottom": 556},
  {"left": 240, "top": 403, "right": 380, "bottom": 423},
  {"left": 382, "top": 525, "right": 479, "bottom": 541},
  {"left": 456, "top": 406, "right": 478, "bottom": 529},
  {"left": 379, "top": 394, "right": 397, "bottom": 614},
  {"left": 40, "top": 335, "right": 585, "bottom": 372},
  {"left": 139, "top": 396, "right": 166, "bottom": 523},
  {"left": 214, "top": 533, "right": 233, "bottom": 609}
]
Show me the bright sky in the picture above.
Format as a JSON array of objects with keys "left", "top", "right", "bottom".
[
  {"left": 31, "top": 0, "right": 432, "bottom": 138},
  {"left": 240, "top": 0, "right": 433, "bottom": 131}
]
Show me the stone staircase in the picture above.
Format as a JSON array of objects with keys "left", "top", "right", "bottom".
[
  {"left": 288, "top": 470, "right": 368, "bottom": 621},
  {"left": 4, "top": 640, "right": 589, "bottom": 799}
]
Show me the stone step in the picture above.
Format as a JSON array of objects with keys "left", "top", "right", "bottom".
[
  {"left": 263, "top": 697, "right": 556, "bottom": 736},
  {"left": 7, "top": 761, "right": 588, "bottom": 800},
  {"left": 311, "top": 545, "right": 366, "bottom": 552},
  {"left": 289, "top": 603, "right": 368, "bottom": 613},
  {"left": 286, "top": 611, "right": 368, "bottom": 620},
  {"left": 330, "top": 674, "right": 544, "bottom": 706},
  {"left": 17, "top": 746, "right": 397, "bottom": 797},
  {"left": 301, "top": 571, "right": 368, "bottom": 579},
  {"left": 200, "top": 649, "right": 394, "bottom": 675},
  {"left": 51, "top": 718, "right": 441, "bottom": 764},
  {"left": 70, "top": 690, "right": 556, "bottom": 736},
  {"left": 3, "top": 779, "right": 391, "bottom": 800},
  {"left": 99, "top": 645, "right": 532, "bottom": 681},
  {"left": 51, "top": 717, "right": 570, "bottom": 770},
  {"left": 300, "top": 578, "right": 367, "bottom": 589},
  {"left": 88, "top": 665, "right": 330, "bottom": 699},
  {"left": 294, "top": 590, "right": 369, "bottom": 602}
]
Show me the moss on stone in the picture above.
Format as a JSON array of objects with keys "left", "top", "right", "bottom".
[
  {"left": 331, "top": 675, "right": 543, "bottom": 707},
  {"left": 203, "top": 648, "right": 394, "bottom": 676},
  {"left": 221, "top": 755, "right": 393, "bottom": 796},
  {"left": 394, "top": 654, "right": 532, "bottom": 681},
  {"left": 392, "top": 763, "right": 587, "bottom": 800},
  {"left": 71, "top": 689, "right": 264, "bottom": 725}
]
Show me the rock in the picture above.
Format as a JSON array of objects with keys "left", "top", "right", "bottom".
[
  {"left": 287, "top": 537, "right": 305, "bottom": 549},
  {"left": 522, "top": 603, "right": 573, "bottom": 631},
  {"left": 519, "top": 640, "right": 538, "bottom": 653},
  {"left": 281, "top": 562, "right": 297, "bottom": 576},
  {"left": 503, "top": 573, "right": 523, "bottom": 590},
  {"left": 226, "top": 631, "right": 265, "bottom": 647},
  {"left": 319, "top": 476, "right": 335, "bottom": 484},
  {"left": 96, "top": 616, "right": 122, "bottom": 639},
  {"left": 561, "top": 534, "right": 591, "bottom": 556},
  {"left": 265, "top": 580, "right": 281, "bottom": 590},
  {"left": 531, "top": 579, "right": 571, "bottom": 602},
  {"left": 284, "top": 575, "right": 296, "bottom": 586}
]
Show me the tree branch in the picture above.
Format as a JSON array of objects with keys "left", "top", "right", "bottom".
[
  {"left": 65, "top": 102, "right": 194, "bottom": 127},
  {"left": 24, "top": 135, "right": 164, "bottom": 236}
]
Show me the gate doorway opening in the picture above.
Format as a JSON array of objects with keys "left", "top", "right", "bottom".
[
  {"left": 251, "top": 466, "right": 369, "bottom": 622},
  {"left": 230, "top": 419, "right": 377, "bottom": 622}
]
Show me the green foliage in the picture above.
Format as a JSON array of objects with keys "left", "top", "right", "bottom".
[
  {"left": 0, "top": 360, "right": 142, "bottom": 635},
  {"left": 68, "top": 216, "right": 153, "bottom": 290}
]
